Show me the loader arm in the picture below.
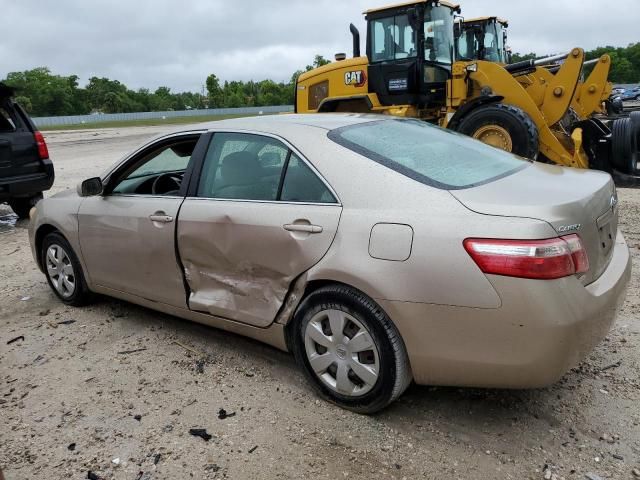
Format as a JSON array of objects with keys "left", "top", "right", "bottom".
[
  {"left": 574, "top": 54, "right": 612, "bottom": 118},
  {"left": 539, "top": 48, "right": 584, "bottom": 126}
]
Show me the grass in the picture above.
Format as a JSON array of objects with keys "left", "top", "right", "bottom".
[{"left": 38, "top": 113, "right": 270, "bottom": 131}]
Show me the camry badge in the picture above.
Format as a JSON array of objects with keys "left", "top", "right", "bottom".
[{"left": 558, "top": 224, "right": 582, "bottom": 233}]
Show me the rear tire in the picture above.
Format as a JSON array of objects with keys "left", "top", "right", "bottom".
[
  {"left": 9, "top": 193, "right": 43, "bottom": 219},
  {"left": 42, "top": 232, "right": 93, "bottom": 306},
  {"left": 457, "top": 103, "right": 540, "bottom": 160},
  {"left": 290, "top": 285, "right": 412, "bottom": 414}
]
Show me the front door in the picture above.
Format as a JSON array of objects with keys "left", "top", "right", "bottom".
[
  {"left": 177, "top": 132, "right": 342, "bottom": 327},
  {"left": 78, "top": 133, "right": 204, "bottom": 307}
]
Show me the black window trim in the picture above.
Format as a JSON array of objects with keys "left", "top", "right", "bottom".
[
  {"left": 327, "top": 118, "right": 529, "bottom": 191},
  {"left": 187, "top": 129, "right": 341, "bottom": 205}
]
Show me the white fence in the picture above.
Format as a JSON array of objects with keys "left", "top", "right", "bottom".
[{"left": 32, "top": 105, "right": 294, "bottom": 127}]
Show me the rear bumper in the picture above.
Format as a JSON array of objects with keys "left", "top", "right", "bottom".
[
  {"left": 379, "top": 230, "right": 632, "bottom": 388},
  {"left": 0, "top": 159, "right": 54, "bottom": 200}
]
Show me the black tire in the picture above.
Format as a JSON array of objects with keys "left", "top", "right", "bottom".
[
  {"left": 41, "top": 231, "right": 93, "bottom": 306},
  {"left": 628, "top": 111, "right": 640, "bottom": 174},
  {"left": 290, "top": 284, "right": 412, "bottom": 414},
  {"left": 8, "top": 193, "right": 43, "bottom": 219},
  {"left": 457, "top": 103, "right": 540, "bottom": 159},
  {"left": 611, "top": 118, "right": 629, "bottom": 171}
]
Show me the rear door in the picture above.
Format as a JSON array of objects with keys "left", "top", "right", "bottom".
[
  {"left": 0, "top": 98, "right": 37, "bottom": 176},
  {"left": 177, "top": 131, "right": 342, "bottom": 327}
]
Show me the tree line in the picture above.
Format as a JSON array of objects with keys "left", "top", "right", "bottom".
[{"left": 3, "top": 43, "right": 639, "bottom": 117}]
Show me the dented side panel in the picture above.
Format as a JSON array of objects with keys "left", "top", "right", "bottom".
[{"left": 177, "top": 199, "right": 342, "bottom": 327}]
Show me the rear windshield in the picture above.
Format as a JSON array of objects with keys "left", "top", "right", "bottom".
[{"left": 327, "top": 119, "right": 528, "bottom": 189}]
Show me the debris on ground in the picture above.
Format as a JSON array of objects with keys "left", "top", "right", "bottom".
[
  {"left": 584, "top": 473, "right": 604, "bottom": 480},
  {"left": 218, "top": 408, "right": 236, "bottom": 420},
  {"left": 188, "top": 428, "right": 212, "bottom": 441},
  {"left": 87, "top": 472, "right": 101, "bottom": 480},
  {"left": 133, "top": 414, "right": 142, "bottom": 421},
  {"left": 117, "top": 348, "right": 147, "bottom": 355},
  {"left": 248, "top": 445, "right": 258, "bottom": 454},
  {"left": 57, "top": 319, "right": 76, "bottom": 325},
  {"left": 154, "top": 453, "right": 161, "bottom": 465},
  {"left": 67, "top": 443, "right": 76, "bottom": 451},
  {"left": 6, "top": 335, "right": 24, "bottom": 345},
  {"left": 598, "top": 360, "right": 622, "bottom": 372}
]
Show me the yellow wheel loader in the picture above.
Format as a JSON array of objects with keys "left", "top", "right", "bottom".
[
  {"left": 455, "top": 16, "right": 614, "bottom": 120},
  {"left": 295, "top": 0, "right": 638, "bottom": 176},
  {"left": 455, "top": 14, "right": 631, "bottom": 173}
]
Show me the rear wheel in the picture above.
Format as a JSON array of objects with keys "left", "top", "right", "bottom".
[
  {"left": 42, "top": 232, "right": 92, "bottom": 306},
  {"left": 8, "top": 193, "right": 43, "bottom": 219},
  {"left": 291, "top": 285, "right": 412, "bottom": 414},
  {"left": 457, "top": 103, "right": 540, "bottom": 159}
]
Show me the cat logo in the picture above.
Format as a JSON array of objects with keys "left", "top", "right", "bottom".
[{"left": 344, "top": 70, "right": 367, "bottom": 87}]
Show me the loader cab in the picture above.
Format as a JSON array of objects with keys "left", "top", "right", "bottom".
[
  {"left": 365, "top": 1, "right": 459, "bottom": 108},
  {"left": 456, "top": 17, "right": 510, "bottom": 64}
]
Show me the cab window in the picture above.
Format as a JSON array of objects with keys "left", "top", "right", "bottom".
[{"left": 371, "top": 15, "right": 417, "bottom": 62}]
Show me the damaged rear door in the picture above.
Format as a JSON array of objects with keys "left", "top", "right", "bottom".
[{"left": 177, "top": 131, "right": 342, "bottom": 327}]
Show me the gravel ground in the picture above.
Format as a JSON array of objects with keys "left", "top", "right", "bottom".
[{"left": 1, "top": 126, "right": 639, "bottom": 480}]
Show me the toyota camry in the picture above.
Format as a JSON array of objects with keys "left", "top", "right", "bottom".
[{"left": 29, "top": 114, "right": 631, "bottom": 413}]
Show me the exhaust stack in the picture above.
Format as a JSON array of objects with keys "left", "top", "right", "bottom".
[{"left": 350, "top": 23, "right": 361, "bottom": 58}]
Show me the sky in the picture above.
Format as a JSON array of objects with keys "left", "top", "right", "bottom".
[{"left": 1, "top": 0, "right": 638, "bottom": 92}]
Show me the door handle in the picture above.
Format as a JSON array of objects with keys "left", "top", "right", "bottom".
[
  {"left": 283, "top": 223, "right": 323, "bottom": 233},
  {"left": 149, "top": 213, "right": 174, "bottom": 223}
]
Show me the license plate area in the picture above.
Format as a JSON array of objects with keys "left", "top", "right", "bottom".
[{"left": 596, "top": 208, "right": 614, "bottom": 257}]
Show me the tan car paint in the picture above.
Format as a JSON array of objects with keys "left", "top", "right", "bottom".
[
  {"left": 78, "top": 195, "right": 188, "bottom": 308},
  {"left": 379, "top": 230, "right": 631, "bottom": 387},
  {"left": 177, "top": 198, "right": 342, "bottom": 327},
  {"left": 29, "top": 114, "right": 632, "bottom": 390}
]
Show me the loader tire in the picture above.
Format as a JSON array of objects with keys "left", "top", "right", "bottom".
[
  {"left": 457, "top": 103, "right": 539, "bottom": 160},
  {"left": 628, "top": 112, "right": 640, "bottom": 173},
  {"left": 611, "top": 118, "right": 632, "bottom": 172}
]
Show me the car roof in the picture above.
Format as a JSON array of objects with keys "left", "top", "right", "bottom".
[{"left": 187, "top": 113, "right": 385, "bottom": 136}]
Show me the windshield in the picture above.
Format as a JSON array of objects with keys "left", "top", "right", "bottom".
[
  {"left": 485, "top": 21, "right": 507, "bottom": 63},
  {"left": 424, "top": 6, "right": 454, "bottom": 64},
  {"left": 327, "top": 119, "right": 527, "bottom": 190},
  {"left": 457, "top": 20, "right": 508, "bottom": 63}
]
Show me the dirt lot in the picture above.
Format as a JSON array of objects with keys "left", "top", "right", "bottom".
[{"left": 1, "top": 126, "right": 639, "bottom": 480}]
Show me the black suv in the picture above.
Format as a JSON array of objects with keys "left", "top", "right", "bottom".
[{"left": 0, "top": 82, "right": 54, "bottom": 218}]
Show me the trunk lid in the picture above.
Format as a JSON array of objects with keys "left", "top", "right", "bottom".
[{"left": 451, "top": 162, "right": 618, "bottom": 285}]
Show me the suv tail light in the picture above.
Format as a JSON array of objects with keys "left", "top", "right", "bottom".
[
  {"left": 34, "top": 131, "right": 49, "bottom": 159},
  {"left": 463, "top": 234, "right": 589, "bottom": 280}
]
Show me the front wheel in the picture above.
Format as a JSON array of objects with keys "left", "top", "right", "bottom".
[
  {"left": 457, "top": 103, "right": 540, "bottom": 160},
  {"left": 42, "top": 232, "right": 93, "bottom": 306},
  {"left": 291, "top": 285, "right": 412, "bottom": 414}
]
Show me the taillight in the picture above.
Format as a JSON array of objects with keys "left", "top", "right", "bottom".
[
  {"left": 463, "top": 235, "right": 589, "bottom": 280},
  {"left": 34, "top": 131, "right": 49, "bottom": 159}
]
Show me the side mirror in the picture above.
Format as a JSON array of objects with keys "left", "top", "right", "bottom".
[{"left": 78, "top": 177, "right": 103, "bottom": 197}]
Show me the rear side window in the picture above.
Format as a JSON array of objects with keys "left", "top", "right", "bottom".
[
  {"left": 0, "top": 107, "right": 16, "bottom": 132},
  {"left": 328, "top": 119, "right": 527, "bottom": 189},
  {"left": 281, "top": 154, "right": 336, "bottom": 203},
  {"left": 197, "top": 133, "right": 337, "bottom": 203}
]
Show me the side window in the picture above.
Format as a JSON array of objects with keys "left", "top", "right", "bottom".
[
  {"left": 0, "top": 107, "right": 16, "bottom": 132},
  {"left": 281, "top": 154, "right": 337, "bottom": 204},
  {"left": 197, "top": 133, "right": 288, "bottom": 201},
  {"left": 371, "top": 15, "right": 416, "bottom": 62},
  {"left": 111, "top": 137, "right": 198, "bottom": 195}
]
